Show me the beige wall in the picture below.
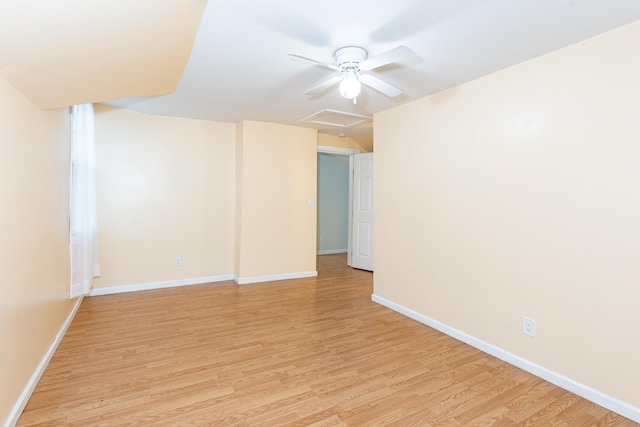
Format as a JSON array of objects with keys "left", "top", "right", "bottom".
[
  {"left": 93, "top": 110, "right": 319, "bottom": 288},
  {"left": 317, "top": 133, "right": 370, "bottom": 152},
  {"left": 0, "top": 77, "right": 76, "bottom": 422},
  {"left": 235, "top": 121, "right": 318, "bottom": 279},
  {"left": 350, "top": 135, "right": 373, "bottom": 153},
  {"left": 92, "top": 105, "right": 235, "bottom": 289},
  {"left": 374, "top": 21, "right": 640, "bottom": 408}
]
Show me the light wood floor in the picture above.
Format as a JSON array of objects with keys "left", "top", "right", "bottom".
[{"left": 19, "top": 254, "right": 637, "bottom": 426}]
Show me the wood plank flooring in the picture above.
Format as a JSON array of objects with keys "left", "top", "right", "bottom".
[{"left": 19, "top": 254, "right": 638, "bottom": 426}]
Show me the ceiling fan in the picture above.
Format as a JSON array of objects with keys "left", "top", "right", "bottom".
[{"left": 289, "top": 45, "right": 413, "bottom": 100}]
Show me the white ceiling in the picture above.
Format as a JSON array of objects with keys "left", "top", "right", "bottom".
[
  {"left": 107, "top": 0, "right": 640, "bottom": 138},
  {"left": 5, "top": 1, "right": 640, "bottom": 139}
]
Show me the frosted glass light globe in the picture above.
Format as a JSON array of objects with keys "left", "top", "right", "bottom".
[{"left": 339, "top": 69, "right": 361, "bottom": 99}]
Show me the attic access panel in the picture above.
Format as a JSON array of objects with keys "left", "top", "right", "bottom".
[{"left": 300, "top": 109, "right": 372, "bottom": 128}]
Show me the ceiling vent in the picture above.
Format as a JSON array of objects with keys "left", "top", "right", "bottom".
[{"left": 300, "top": 109, "right": 372, "bottom": 128}]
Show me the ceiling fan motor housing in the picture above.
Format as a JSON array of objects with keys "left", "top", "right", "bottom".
[{"left": 334, "top": 46, "right": 367, "bottom": 71}]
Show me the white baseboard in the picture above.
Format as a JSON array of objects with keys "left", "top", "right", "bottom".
[
  {"left": 4, "top": 296, "right": 84, "bottom": 427},
  {"left": 371, "top": 294, "right": 640, "bottom": 424},
  {"left": 234, "top": 270, "right": 318, "bottom": 285},
  {"left": 317, "top": 249, "right": 348, "bottom": 255},
  {"left": 89, "top": 275, "right": 234, "bottom": 296}
]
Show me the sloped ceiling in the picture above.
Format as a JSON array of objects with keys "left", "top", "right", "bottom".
[
  {"left": 0, "top": 0, "right": 207, "bottom": 109},
  {"left": 3, "top": 1, "right": 640, "bottom": 140}
]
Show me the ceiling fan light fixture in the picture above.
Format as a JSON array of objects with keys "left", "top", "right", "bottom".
[
  {"left": 292, "top": 45, "right": 407, "bottom": 99},
  {"left": 339, "top": 69, "right": 361, "bottom": 99}
]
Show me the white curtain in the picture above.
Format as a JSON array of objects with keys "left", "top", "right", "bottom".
[{"left": 70, "top": 104, "right": 100, "bottom": 298}]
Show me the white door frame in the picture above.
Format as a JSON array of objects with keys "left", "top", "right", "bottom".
[{"left": 317, "top": 145, "right": 360, "bottom": 266}]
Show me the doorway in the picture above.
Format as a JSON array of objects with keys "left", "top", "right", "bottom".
[
  {"left": 316, "top": 145, "right": 360, "bottom": 268},
  {"left": 317, "top": 152, "right": 350, "bottom": 255}
]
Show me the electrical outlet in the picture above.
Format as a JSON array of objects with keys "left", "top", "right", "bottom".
[
  {"left": 522, "top": 317, "right": 536, "bottom": 337},
  {"left": 174, "top": 256, "right": 182, "bottom": 267}
]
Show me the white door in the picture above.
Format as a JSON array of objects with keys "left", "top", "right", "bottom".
[{"left": 350, "top": 153, "right": 374, "bottom": 271}]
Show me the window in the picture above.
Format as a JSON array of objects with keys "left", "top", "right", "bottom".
[{"left": 69, "top": 104, "right": 100, "bottom": 298}]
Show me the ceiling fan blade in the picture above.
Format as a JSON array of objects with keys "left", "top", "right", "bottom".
[
  {"left": 288, "top": 53, "right": 339, "bottom": 71},
  {"left": 360, "top": 45, "right": 414, "bottom": 71},
  {"left": 305, "top": 75, "right": 342, "bottom": 95},
  {"left": 359, "top": 74, "right": 403, "bottom": 98}
]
